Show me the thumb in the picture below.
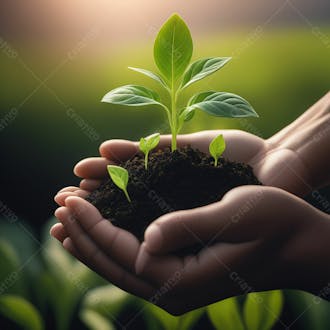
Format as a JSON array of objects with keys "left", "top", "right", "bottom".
[{"left": 99, "top": 139, "right": 139, "bottom": 162}]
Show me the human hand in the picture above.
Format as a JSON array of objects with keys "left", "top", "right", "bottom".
[
  {"left": 52, "top": 185, "right": 330, "bottom": 315},
  {"left": 54, "top": 129, "right": 312, "bottom": 210}
]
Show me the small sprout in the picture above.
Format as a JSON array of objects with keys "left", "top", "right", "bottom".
[
  {"left": 209, "top": 134, "right": 226, "bottom": 167},
  {"left": 139, "top": 133, "right": 160, "bottom": 169},
  {"left": 107, "top": 165, "right": 131, "bottom": 202}
]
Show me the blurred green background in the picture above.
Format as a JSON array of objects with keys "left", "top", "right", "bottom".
[{"left": 0, "top": 0, "right": 330, "bottom": 329}]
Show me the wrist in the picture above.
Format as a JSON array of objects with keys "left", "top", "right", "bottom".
[
  {"left": 287, "top": 210, "right": 330, "bottom": 298},
  {"left": 268, "top": 94, "right": 330, "bottom": 192}
]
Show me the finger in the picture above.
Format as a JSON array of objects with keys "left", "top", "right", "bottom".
[
  {"left": 74, "top": 158, "right": 113, "bottom": 179},
  {"left": 56, "top": 186, "right": 79, "bottom": 194},
  {"left": 137, "top": 239, "right": 260, "bottom": 292},
  {"left": 64, "top": 196, "right": 140, "bottom": 273},
  {"left": 143, "top": 186, "right": 265, "bottom": 254},
  {"left": 99, "top": 139, "right": 139, "bottom": 160},
  {"left": 54, "top": 189, "right": 89, "bottom": 206},
  {"left": 135, "top": 242, "right": 184, "bottom": 288},
  {"left": 80, "top": 179, "right": 102, "bottom": 191},
  {"left": 50, "top": 223, "right": 68, "bottom": 242},
  {"left": 55, "top": 204, "right": 155, "bottom": 298}
]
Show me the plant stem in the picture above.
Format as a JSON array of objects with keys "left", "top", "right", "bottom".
[
  {"left": 144, "top": 153, "right": 148, "bottom": 170},
  {"left": 123, "top": 189, "right": 131, "bottom": 203},
  {"left": 214, "top": 158, "right": 218, "bottom": 167},
  {"left": 171, "top": 84, "right": 178, "bottom": 151}
]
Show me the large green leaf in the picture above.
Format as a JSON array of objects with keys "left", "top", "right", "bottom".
[
  {"left": 188, "top": 91, "right": 259, "bottom": 118},
  {"left": 101, "top": 85, "right": 163, "bottom": 107},
  {"left": 128, "top": 67, "right": 168, "bottom": 88},
  {"left": 243, "top": 290, "right": 283, "bottom": 330},
  {"left": 80, "top": 309, "right": 115, "bottom": 330},
  {"left": 207, "top": 297, "right": 245, "bottom": 330},
  {"left": 181, "top": 57, "right": 231, "bottom": 89},
  {"left": 0, "top": 295, "right": 44, "bottom": 330},
  {"left": 154, "top": 14, "right": 193, "bottom": 84},
  {"left": 82, "top": 285, "right": 128, "bottom": 319},
  {"left": 0, "top": 239, "right": 26, "bottom": 296},
  {"left": 285, "top": 290, "right": 330, "bottom": 330},
  {"left": 147, "top": 304, "right": 203, "bottom": 330}
]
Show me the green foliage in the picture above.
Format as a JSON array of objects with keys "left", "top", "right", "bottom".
[
  {"left": 107, "top": 165, "right": 131, "bottom": 202},
  {"left": 208, "top": 297, "right": 245, "bottom": 330},
  {"left": 187, "top": 91, "right": 258, "bottom": 118},
  {"left": 285, "top": 290, "right": 330, "bottom": 330},
  {"left": 102, "top": 85, "right": 164, "bottom": 108},
  {"left": 147, "top": 304, "right": 204, "bottom": 330},
  {"left": 153, "top": 14, "right": 193, "bottom": 84},
  {"left": 102, "top": 14, "right": 258, "bottom": 151},
  {"left": 0, "top": 219, "right": 328, "bottom": 330},
  {"left": 0, "top": 295, "right": 44, "bottom": 330},
  {"left": 181, "top": 57, "right": 231, "bottom": 90},
  {"left": 139, "top": 133, "right": 160, "bottom": 169},
  {"left": 243, "top": 290, "right": 283, "bottom": 330},
  {"left": 209, "top": 134, "right": 226, "bottom": 166}
]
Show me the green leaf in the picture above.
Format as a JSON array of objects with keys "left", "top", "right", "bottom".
[
  {"left": 101, "top": 85, "right": 163, "bottom": 107},
  {"left": 80, "top": 309, "right": 115, "bottom": 330},
  {"left": 128, "top": 67, "right": 168, "bottom": 88},
  {"left": 177, "top": 107, "right": 195, "bottom": 133},
  {"left": 82, "top": 285, "right": 128, "bottom": 320},
  {"left": 139, "top": 133, "right": 160, "bottom": 155},
  {"left": 139, "top": 133, "right": 160, "bottom": 169},
  {"left": 0, "top": 239, "right": 26, "bottom": 296},
  {"left": 209, "top": 134, "right": 226, "bottom": 166},
  {"left": 107, "top": 165, "right": 131, "bottom": 202},
  {"left": 147, "top": 304, "right": 203, "bottom": 330},
  {"left": 154, "top": 14, "right": 193, "bottom": 83},
  {"left": 243, "top": 290, "right": 283, "bottom": 330},
  {"left": 207, "top": 297, "right": 245, "bottom": 330},
  {"left": 181, "top": 57, "right": 231, "bottom": 89},
  {"left": 0, "top": 295, "right": 44, "bottom": 330},
  {"left": 188, "top": 91, "right": 259, "bottom": 118},
  {"left": 285, "top": 290, "right": 330, "bottom": 330}
]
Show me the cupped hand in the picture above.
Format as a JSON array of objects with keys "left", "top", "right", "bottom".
[
  {"left": 52, "top": 185, "right": 329, "bottom": 315},
  {"left": 54, "top": 129, "right": 313, "bottom": 209}
]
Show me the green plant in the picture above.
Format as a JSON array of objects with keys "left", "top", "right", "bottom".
[
  {"left": 209, "top": 134, "right": 226, "bottom": 166},
  {"left": 139, "top": 133, "right": 160, "bottom": 169},
  {"left": 102, "top": 14, "right": 258, "bottom": 151},
  {"left": 107, "top": 165, "right": 131, "bottom": 202}
]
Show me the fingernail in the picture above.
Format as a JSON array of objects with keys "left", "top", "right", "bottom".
[
  {"left": 135, "top": 243, "right": 150, "bottom": 275},
  {"left": 144, "top": 225, "right": 163, "bottom": 252}
]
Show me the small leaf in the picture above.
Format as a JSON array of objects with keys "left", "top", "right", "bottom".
[
  {"left": 139, "top": 133, "right": 161, "bottom": 155},
  {"left": 177, "top": 107, "right": 195, "bottom": 133},
  {"left": 181, "top": 57, "right": 231, "bottom": 89},
  {"left": 128, "top": 67, "right": 168, "bottom": 88},
  {"left": 243, "top": 290, "right": 283, "bottom": 330},
  {"left": 0, "top": 295, "right": 44, "bottom": 330},
  {"left": 207, "top": 297, "right": 245, "bottom": 330},
  {"left": 154, "top": 14, "right": 193, "bottom": 83},
  {"left": 209, "top": 134, "right": 226, "bottom": 166},
  {"left": 101, "top": 85, "right": 162, "bottom": 107},
  {"left": 188, "top": 91, "right": 259, "bottom": 118},
  {"left": 107, "top": 165, "right": 131, "bottom": 202},
  {"left": 139, "top": 133, "right": 160, "bottom": 169}
]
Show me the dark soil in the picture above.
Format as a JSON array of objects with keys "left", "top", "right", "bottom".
[{"left": 86, "top": 146, "right": 261, "bottom": 248}]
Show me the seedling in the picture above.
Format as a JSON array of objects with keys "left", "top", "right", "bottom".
[
  {"left": 107, "top": 165, "right": 131, "bottom": 202},
  {"left": 102, "top": 14, "right": 258, "bottom": 151},
  {"left": 209, "top": 134, "right": 226, "bottom": 166},
  {"left": 139, "top": 133, "right": 160, "bottom": 169}
]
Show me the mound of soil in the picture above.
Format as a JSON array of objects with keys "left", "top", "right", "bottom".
[{"left": 86, "top": 146, "right": 261, "bottom": 244}]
